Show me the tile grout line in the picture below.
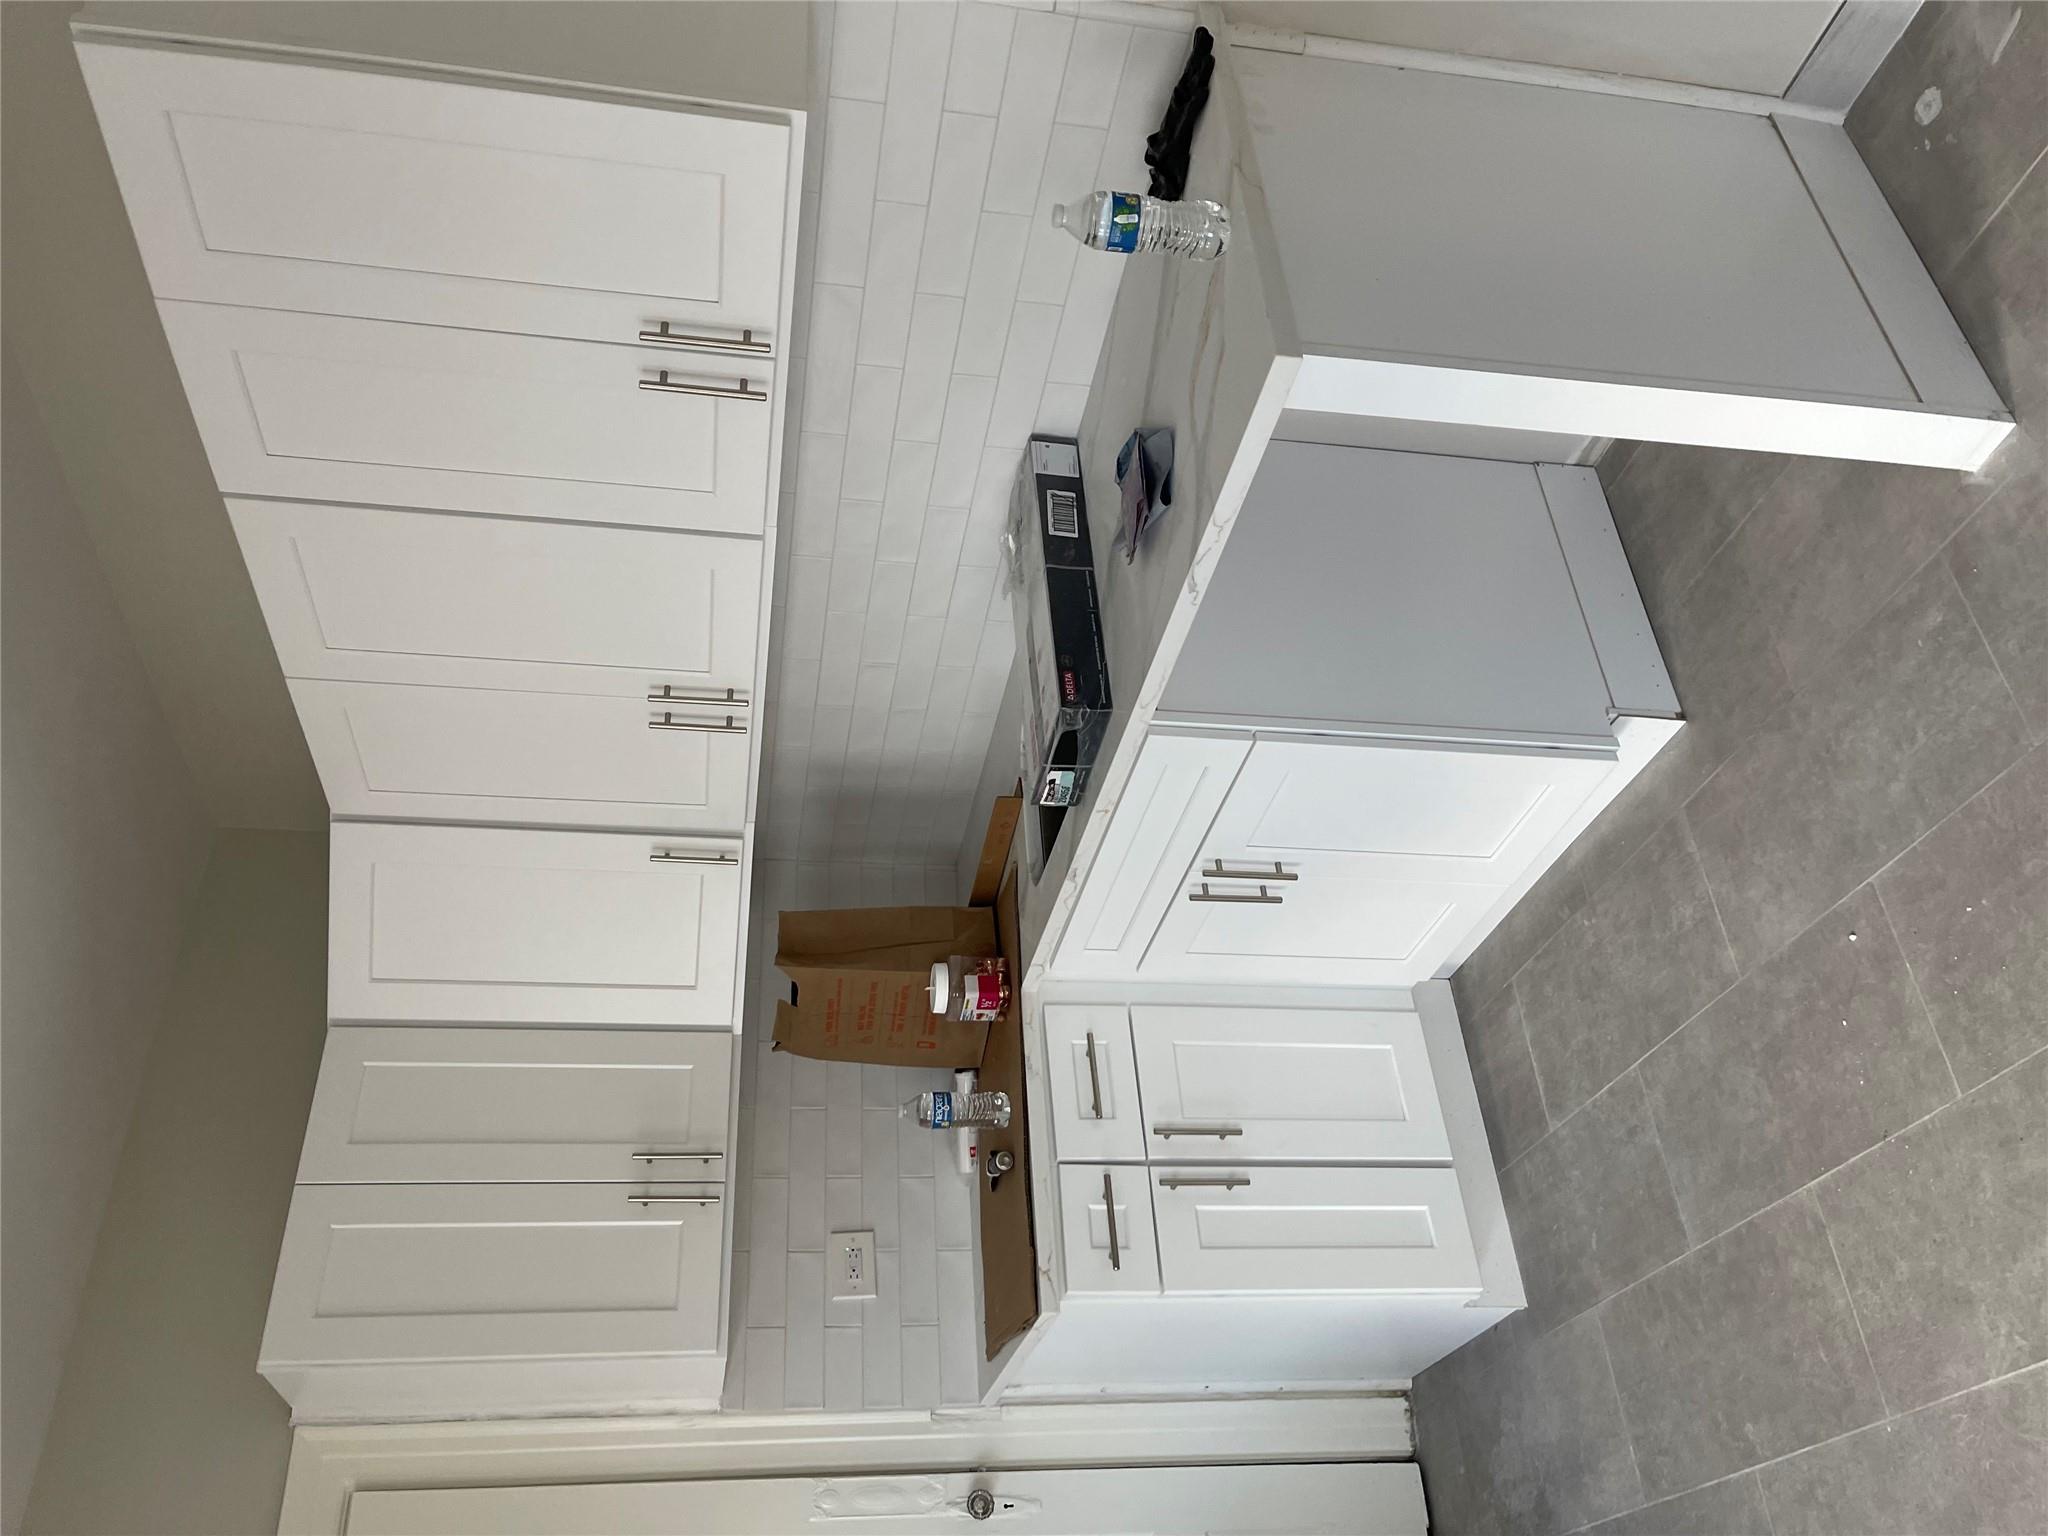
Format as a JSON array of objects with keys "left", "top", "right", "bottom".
[
  {"left": 1658, "top": 455, "right": 1797, "bottom": 621},
  {"left": 1595, "top": 1308, "right": 1649, "bottom": 1514},
  {"left": 1944, "top": 536, "right": 2037, "bottom": 742},
  {"left": 1812, "top": 1188, "right": 1892, "bottom": 1421},
  {"left": 1944, "top": 139, "right": 2046, "bottom": 278},
  {"left": 1631, "top": 1059, "right": 1699, "bottom": 1252},
  {"left": 1754, "top": 1469, "right": 1778, "bottom": 1536},
  {"left": 1869, "top": 882, "right": 1965, "bottom": 1102},
  {"left": 1510, "top": 972, "right": 1555, "bottom": 1133},
  {"left": 1681, "top": 811, "right": 1743, "bottom": 978}
]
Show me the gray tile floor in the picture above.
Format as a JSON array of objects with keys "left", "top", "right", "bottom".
[{"left": 1412, "top": 8, "right": 2047, "bottom": 1532}]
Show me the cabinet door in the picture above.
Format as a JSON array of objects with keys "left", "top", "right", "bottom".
[
  {"left": 161, "top": 303, "right": 772, "bottom": 534},
  {"left": 230, "top": 500, "right": 761, "bottom": 698},
  {"left": 1206, "top": 738, "right": 1612, "bottom": 886},
  {"left": 328, "top": 823, "right": 741, "bottom": 1027},
  {"left": 78, "top": 43, "right": 788, "bottom": 347},
  {"left": 1152, "top": 1167, "right": 1479, "bottom": 1296},
  {"left": 1141, "top": 866, "right": 1505, "bottom": 986},
  {"left": 1130, "top": 1007, "right": 1449, "bottom": 1162},
  {"left": 1059, "top": 1164, "right": 1161, "bottom": 1296},
  {"left": 292, "top": 679, "right": 748, "bottom": 833},
  {"left": 1052, "top": 732, "right": 1248, "bottom": 978},
  {"left": 262, "top": 1182, "right": 723, "bottom": 1366},
  {"left": 300, "top": 1027, "right": 731, "bottom": 1183},
  {"left": 1044, "top": 1006, "right": 1146, "bottom": 1162}
]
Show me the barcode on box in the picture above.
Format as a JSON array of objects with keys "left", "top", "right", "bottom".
[{"left": 1045, "top": 489, "right": 1079, "bottom": 539}]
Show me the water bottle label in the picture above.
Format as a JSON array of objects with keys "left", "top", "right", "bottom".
[
  {"left": 1105, "top": 192, "right": 1141, "bottom": 253},
  {"left": 928, "top": 1091, "right": 955, "bottom": 1128}
]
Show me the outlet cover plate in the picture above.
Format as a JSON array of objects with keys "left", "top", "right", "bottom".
[{"left": 830, "top": 1230, "right": 878, "bottom": 1301}]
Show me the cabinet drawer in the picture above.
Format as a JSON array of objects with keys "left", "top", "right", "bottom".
[
  {"left": 300, "top": 1027, "right": 731, "bottom": 1184},
  {"left": 79, "top": 43, "right": 788, "bottom": 348},
  {"left": 1059, "top": 1164, "right": 1160, "bottom": 1296},
  {"left": 1152, "top": 1166, "right": 1479, "bottom": 1296},
  {"left": 293, "top": 679, "right": 749, "bottom": 833},
  {"left": 161, "top": 302, "right": 772, "bottom": 534},
  {"left": 328, "top": 822, "right": 742, "bottom": 1028},
  {"left": 1051, "top": 731, "right": 1248, "bottom": 978},
  {"left": 1044, "top": 1006, "right": 1146, "bottom": 1163},
  {"left": 1130, "top": 1007, "right": 1450, "bottom": 1162},
  {"left": 231, "top": 500, "right": 761, "bottom": 698},
  {"left": 262, "top": 1182, "right": 724, "bottom": 1367}
]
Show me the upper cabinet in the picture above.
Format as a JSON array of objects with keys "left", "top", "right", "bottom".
[
  {"left": 160, "top": 303, "right": 773, "bottom": 532},
  {"left": 75, "top": 41, "right": 789, "bottom": 349}
]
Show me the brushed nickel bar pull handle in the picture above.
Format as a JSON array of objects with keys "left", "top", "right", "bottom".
[
  {"left": 626, "top": 1196, "right": 724, "bottom": 1212},
  {"left": 1186, "top": 881, "right": 1282, "bottom": 905},
  {"left": 638, "top": 322, "right": 773, "bottom": 355},
  {"left": 1153, "top": 1122, "right": 1243, "bottom": 1140},
  {"left": 1203, "top": 859, "right": 1299, "bottom": 882},
  {"left": 648, "top": 711, "right": 748, "bottom": 734},
  {"left": 648, "top": 685, "right": 750, "bottom": 708},
  {"left": 1084, "top": 1031, "right": 1105, "bottom": 1119},
  {"left": 632, "top": 1152, "right": 725, "bottom": 1162},
  {"left": 1102, "top": 1171, "right": 1121, "bottom": 1272},
  {"left": 638, "top": 368, "right": 768, "bottom": 401},
  {"left": 1158, "top": 1174, "right": 1251, "bottom": 1191},
  {"left": 649, "top": 849, "right": 740, "bottom": 865}
]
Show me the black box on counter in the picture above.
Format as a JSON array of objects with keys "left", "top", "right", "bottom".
[{"left": 1009, "top": 436, "right": 1111, "bottom": 812}]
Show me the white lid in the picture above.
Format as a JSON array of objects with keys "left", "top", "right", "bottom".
[{"left": 928, "top": 961, "right": 950, "bottom": 1012}]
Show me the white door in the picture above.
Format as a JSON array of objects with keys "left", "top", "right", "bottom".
[
  {"left": 328, "top": 823, "right": 742, "bottom": 1027},
  {"left": 1129, "top": 1007, "right": 1450, "bottom": 1163},
  {"left": 160, "top": 302, "right": 773, "bottom": 533},
  {"left": 262, "top": 1182, "right": 723, "bottom": 1367},
  {"left": 230, "top": 500, "right": 761, "bottom": 698},
  {"left": 1043, "top": 1006, "right": 1146, "bottom": 1162},
  {"left": 77, "top": 43, "right": 788, "bottom": 348},
  {"left": 1051, "top": 732, "right": 1248, "bottom": 978},
  {"left": 1204, "top": 737, "right": 1613, "bottom": 886},
  {"left": 1058, "top": 1163, "right": 1161, "bottom": 1296},
  {"left": 299, "top": 1027, "right": 731, "bottom": 1184},
  {"left": 344, "top": 1463, "right": 1426, "bottom": 1536},
  {"left": 1151, "top": 1166, "right": 1480, "bottom": 1295},
  {"left": 293, "top": 679, "right": 749, "bottom": 833}
]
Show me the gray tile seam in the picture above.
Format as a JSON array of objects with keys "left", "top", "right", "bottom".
[
  {"left": 1633, "top": 1058, "right": 1701, "bottom": 1252},
  {"left": 1654, "top": 456, "right": 1796, "bottom": 620},
  {"left": 1681, "top": 812, "right": 1742, "bottom": 978},
  {"left": 1814, "top": 1188, "right": 1893, "bottom": 1422},
  {"left": 1511, "top": 971, "right": 1555, "bottom": 1133},
  {"left": 1595, "top": 1305, "right": 1649, "bottom": 1519},
  {"left": 1561, "top": 1467, "right": 1772, "bottom": 1536},
  {"left": 1945, "top": 522, "right": 2038, "bottom": 740},
  {"left": 1943, "top": 139, "right": 2048, "bottom": 281},
  {"left": 1868, "top": 880, "right": 1967, "bottom": 1102},
  {"left": 1756, "top": 1467, "right": 1779, "bottom": 1536},
  {"left": 1511, "top": 1041, "right": 2048, "bottom": 1357}
]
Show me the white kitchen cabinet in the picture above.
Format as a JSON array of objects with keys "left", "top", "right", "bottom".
[
  {"left": 229, "top": 500, "right": 761, "bottom": 699},
  {"left": 1057, "top": 1164, "right": 1162, "bottom": 1296},
  {"left": 328, "top": 823, "right": 741, "bottom": 1027},
  {"left": 262, "top": 1181, "right": 724, "bottom": 1368},
  {"left": 1151, "top": 1166, "right": 1480, "bottom": 1296},
  {"left": 299, "top": 1027, "right": 731, "bottom": 1184},
  {"left": 292, "top": 678, "right": 749, "bottom": 832},
  {"left": 77, "top": 41, "right": 788, "bottom": 350},
  {"left": 1044, "top": 1006, "right": 1146, "bottom": 1163},
  {"left": 160, "top": 302, "right": 773, "bottom": 533},
  {"left": 1051, "top": 732, "right": 1248, "bottom": 978},
  {"left": 1129, "top": 1007, "right": 1450, "bottom": 1164}
]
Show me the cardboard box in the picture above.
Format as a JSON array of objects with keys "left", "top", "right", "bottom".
[{"left": 772, "top": 906, "right": 998, "bottom": 1067}]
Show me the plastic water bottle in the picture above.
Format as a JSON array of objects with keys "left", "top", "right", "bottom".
[
  {"left": 1051, "top": 189, "right": 1228, "bottom": 260},
  {"left": 902, "top": 1089, "right": 1012, "bottom": 1130}
]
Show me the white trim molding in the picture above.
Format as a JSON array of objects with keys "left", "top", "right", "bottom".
[
  {"left": 279, "top": 1395, "right": 1412, "bottom": 1534},
  {"left": 1786, "top": 1, "right": 1922, "bottom": 113}
]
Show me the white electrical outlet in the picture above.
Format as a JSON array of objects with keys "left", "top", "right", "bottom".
[{"left": 829, "top": 1230, "right": 877, "bottom": 1301}]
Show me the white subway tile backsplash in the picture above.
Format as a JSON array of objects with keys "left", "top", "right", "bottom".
[
  {"left": 828, "top": 1175, "right": 864, "bottom": 1235},
  {"left": 901, "top": 1325, "right": 943, "bottom": 1408},
  {"left": 841, "top": 369, "right": 902, "bottom": 501},
  {"left": 880, "top": 440, "right": 940, "bottom": 561},
  {"left": 802, "top": 282, "right": 865, "bottom": 432},
  {"left": 895, "top": 295, "right": 967, "bottom": 442},
  {"left": 932, "top": 374, "right": 999, "bottom": 503},
  {"left": 825, "top": 1326, "right": 863, "bottom": 1410},
  {"left": 984, "top": 9, "right": 1075, "bottom": 215},
  {"left": 1045, "top": 248, "right": 1121, "bottom": 385},
  {"left": 937, "top": 1250, "right": 979, "bottom": 1403},
  {"left": 829, "top": 1, "right": 896, "bottom": 103},
  {"left": 862, "top": 1108, "right": 902, "bottom": 1247},
  {"left": 987, "top": 301, "right": 1063, "bottom": 448},
  {"left": 944, "top": 1, "right": 1015, "bottom": 114},
  {"left": 1054, "top": 18, "right": 1132, "bottom": 129},
  {"left": 784, "top": 1251, "right": 828, "bottom": 1409},
  {"left": 1016, "top": 123, "right": 1106, "bottom": 304},
  {"left": 899, "top": 1179, "right": 940, "bottom": 1324},
  {"left": 953, "top": 214, "right": 1032, "bottom": 376},
  {"left": 1038, "top": 379, "right": 1091, "bottom": 437},
  {"left": 1100, "top": 21, "right": 1185, "bottom": 190},
  {"left": 815, "top": 101, "right": 885, "bottom": 286},
  {"left": 935, "top": 1164, "right": 974, "bottom": 1251},
  {"left": 792, "top": 434, "right": 848, "bottom": 558},
  {"left": 826, "top": 1102, "right": 864, "bottom": 1178},
  {"left": 876, "top": 2, "right": 957, "bottom": 202},
  {"left": 862, "top": 1250, "right": 904, "bottom": 1407},
  {"left": 818, "top": 614, "right": 863, "bottom": 700},
  {"left": 754, "top": 1104, "right": 791, "bottom": 1179},
  {"left": 744, "top": 1328, "right": 786, "bottom": 1411},
  {"left": 918, "top": 115, "right": 997, "bottom": 296},
  {"left": 857, "top": 201, "right": 925, "bottom": 368}
]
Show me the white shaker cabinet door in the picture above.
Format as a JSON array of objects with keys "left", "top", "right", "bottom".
[
  {"left": 293, "top": 679, "right": 748, "bottom": 833},
  {"left": 262, "top": 1182, "right": 724, "bottom": 1367},
  {"left": 230, "top": 500, "right": 761, "bottom": 699},
  {"left": 160, "top": 303, "right": 772, "bottom": 534},
  {"left": 1152, "top": 1167, "right": 1480, "bottom": 1296},
  {"left": 1129, "top": 1007, "right": 1450, "bottom": 1163},
  {"left": 1051, "top": 732, "right": 1248, "bottom": 978},
  {"left": 1043, "top": 1006, "right": 1147, "bottom": 1163},
  {"left": 328, "top": 823, "right": 742, "bottom": 1027},
  {"left": 77, "top": 42, "right": 788, "bottom": 348},
  {"left": 299, "top": 1027, "right": 731, "bottom": 1184},
  {"left": 1058, "top": 1164, "right": 1162, "bottom": 1296}
]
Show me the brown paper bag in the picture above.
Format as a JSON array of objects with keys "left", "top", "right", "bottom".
[{"left": 772, "top": 906, "right": 998, "bottom": 1066}]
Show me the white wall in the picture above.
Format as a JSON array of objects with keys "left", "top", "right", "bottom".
[
  {"left": 0, "top": 344, "right": 214, "bottom": 1535},
  {"left": 1227, "top": 1, "right": 1842, "bottom": 96},
  {"left": 22, "top": 832, "right": 330, "bottom": 1536}
]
